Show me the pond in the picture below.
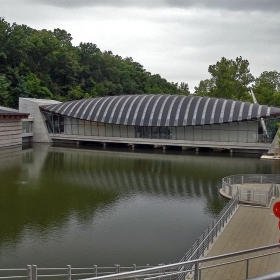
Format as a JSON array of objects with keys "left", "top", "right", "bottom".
[{"left": 0, "top": 144, "right": 278, "bottom": 268}]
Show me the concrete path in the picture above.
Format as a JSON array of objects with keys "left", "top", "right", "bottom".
[{"left": 201, "top": 200, "right": 280, "bottom": 280}]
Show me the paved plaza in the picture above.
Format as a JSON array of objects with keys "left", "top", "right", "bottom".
[{"left": 200, "top": 199, "right": 280, "bottom": 279}]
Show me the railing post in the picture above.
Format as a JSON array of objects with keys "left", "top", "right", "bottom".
[
  {"left": 133, "top": 264, "right": 137, "bottom": 280},
  {"left": 237, "top": 188, "right": 240, "bottom": 203},
  {"left": 158, "top": 263, "right": 165, "bottom": 280},
  {"left": 115, "top": 264, "right": 120, "bottom": 274},
  {"left": 207, "top": 226, "right": 209, "bottom": 250},
  {"left": 32, "top": 265, "right": 37, "bottom": 280},
  {"left": 246, "top": 259, "right": 249, "bottom": 279},
  {"left": 267, "top": 190, "right": 268, "bottom": 207},
  {"left": 202, "top": 232, "right": 205, "bottom": 257},
  {"left": 211, "top": 221, "right": 214, "bottom": 242},
  {"left": 196, "top": 239, "right": 199, "bottom": 259},
  {"left": 94, "top": 265, "right": 98, "bottom": 277},
  {"left": 67, "top": 265, "right": 71, "bottom": 280},
  {"left": 27, "top": 265, "right": 32, "bottom": 280},
  {"left": 194, "top": 263, "right": 199, "bottom": 280},
  {"left": 241, "top": 175, "right": 244, "bottom": 185}
]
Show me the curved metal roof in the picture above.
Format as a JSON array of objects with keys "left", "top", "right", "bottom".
[{"left": 40, "top": 95, "right": 280, "bottom": 126}]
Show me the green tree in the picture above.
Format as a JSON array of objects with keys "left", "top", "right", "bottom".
[
  {"left": 194, "top": 79, "right": 215, "bottom": 96},
  {"left": 195, "top": 57, "right": 254, "bottom": 101},
  {"left": 253, "top": 71, "right": 280, "bottom": 106},
  {"left": 0, "top": 75, "right": 11, "bottom": 106},
  {"left": 177, "top": 82, "right": 190, "bottom": 95},
  {"left": 26, "top": 73, "right": 53, "bottom": 99}
]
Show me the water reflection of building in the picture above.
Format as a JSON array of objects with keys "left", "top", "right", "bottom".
[
  {"left": 19, "top": 95, "right": 280, "bottom": 154},
  {"left": 46, "top": 146, "right": 272, "bottom": 196}
]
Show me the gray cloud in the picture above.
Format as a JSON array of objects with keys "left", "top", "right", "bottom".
[
  {"left": 164, "top": 0, "right": 280, "bottom": 12},
  {"left": 30, "top": 0, "right": 162, "bottom": 9},
  {"left": 30, "top": 0, "right": 280, "bottom": 12}
]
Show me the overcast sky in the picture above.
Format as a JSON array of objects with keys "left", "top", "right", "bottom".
[{"left": 1, "top": 0, "right": 280, "bottom": 91}]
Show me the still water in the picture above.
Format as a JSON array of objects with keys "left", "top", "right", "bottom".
[{"left": 0, "top": 144, "right": 279, "bottom": 268}]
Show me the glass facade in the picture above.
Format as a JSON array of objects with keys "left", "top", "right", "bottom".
[
  {"left": 22, "top": 120, "right": 33, "bottom": 133},
  {"left": 43, "top": 112, "right": 280, "bottom": 144}
]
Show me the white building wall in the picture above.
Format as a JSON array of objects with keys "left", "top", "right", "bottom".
[{"left": 19, "top": 98, "right": 60, "bottom": 143}]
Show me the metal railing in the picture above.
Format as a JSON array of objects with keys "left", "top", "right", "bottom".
[
  {"left": 222, "top": 174, "right": 280, "bottom": 207},
  {"left": 77, "top": 243, "right": 280, "bottom": 280},
  {"left": 0, "top": 264, "right": 173, "bottom": 280},
  {"left": 178, "top": 192, "right": 239, "bottom": 279},
  {"left": 1, "top": 243, "right": 280, "bottom": 280}
]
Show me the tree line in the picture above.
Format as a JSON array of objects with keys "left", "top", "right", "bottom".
[
  {"left": 0, "top": 18, "right": 279, "bottom": 109},
  {"left": 194, "top": 56, "right": 280, "bottom": 107},
  {"left": 0, "top": 18, "right": 190, "bottom": 108}
]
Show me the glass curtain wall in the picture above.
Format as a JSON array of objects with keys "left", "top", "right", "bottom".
[
  {"left": 22, "top": 121, "right": 32, "bottom": 133},
  {"left": 42, "top": 113, "right": 279, "bottom": 143}
]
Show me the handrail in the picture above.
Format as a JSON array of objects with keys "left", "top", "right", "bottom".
[
  {"left": 178, "top": 191, "right": 239, "bottom": 275},
  {"left": 1, "top": 233, "right": 279, "bottom": 280},
  {"left": 222, "top": 174, "right": 280, "bottom": 207},
  {"left": 77, "top": 243, "right": 280, "bottom": 280}
]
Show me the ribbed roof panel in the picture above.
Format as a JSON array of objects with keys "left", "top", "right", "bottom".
[{"left": 40, "top": 95, "right": 280, "bottom": 126}]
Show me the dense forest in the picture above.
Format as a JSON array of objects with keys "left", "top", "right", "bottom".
[
  {"left": 0, "top": 18, "right": 190, "bottom": 108},
  {"left": 0, "top": 18, "right": 280, "bottom": 109}
]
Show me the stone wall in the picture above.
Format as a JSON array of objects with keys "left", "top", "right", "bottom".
[{"left": 0, "top": 120, "right": 22, "bottom": 148}]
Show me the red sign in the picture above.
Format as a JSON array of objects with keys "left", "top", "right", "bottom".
[{"left": 273, "top": 201, "right": 280, "bottom": 219}]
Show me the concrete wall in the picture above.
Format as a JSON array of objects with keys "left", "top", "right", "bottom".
[
  {"left": 19, "top": 98, "right": 60, "bottom": 143},
  {"left": 0, "top": 120, "right": 22, "bottom": 148}
]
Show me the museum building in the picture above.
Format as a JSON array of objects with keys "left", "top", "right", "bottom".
[{"left": 19, "top": 94, "right": 280, "bottom": 152}]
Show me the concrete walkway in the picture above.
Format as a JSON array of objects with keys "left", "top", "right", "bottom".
[{"left": 201, "top": 200, "right": 280, "bottom": 279}]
